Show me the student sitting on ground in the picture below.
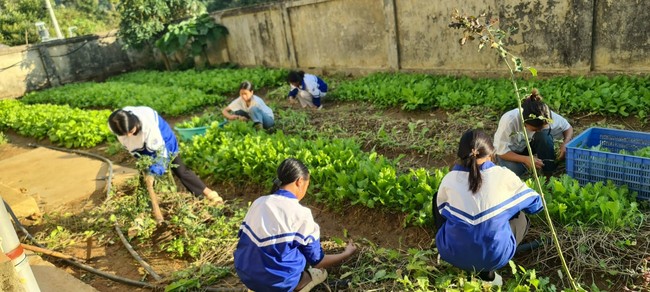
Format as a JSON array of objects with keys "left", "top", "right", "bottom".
[
  {"left": 433, "top": 129, "right": 544, "bottom": 285},
  {"left": 222, "top": 81, "right": 275, "bottom": 130},
  {"left": 234, "top": 158, "right": 357, "bottom": 292}
]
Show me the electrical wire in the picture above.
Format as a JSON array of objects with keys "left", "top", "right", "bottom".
[
  {"left": 0, "top": 60, "right": 23, "bottom": 72},
  {"left": 48, "top": 41, "right": 90, "bottom": 58},
  {"left": 48, "top": 31, "right": 117, "bottom": 58}
]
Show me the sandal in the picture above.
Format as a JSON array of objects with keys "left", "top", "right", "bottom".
[
  {"left": 205, "top": 191, "right": 224, "bottom": 205},
  {"left": 297, "top": 268, "right": 328, "bottom": 292}
]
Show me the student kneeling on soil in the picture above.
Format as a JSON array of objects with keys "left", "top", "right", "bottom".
[
  {"left": 433, "top": 129, "right": 544, "bottom": 285},
  {"left": 234, "top": 158, "right": 357, "bottom": 292},
  {"left": 108, "top": 106, "right": 224, "bottom": 224},
  {"left": 287, "top": 70, "right": 328, "bottom": 110},
  {"left": 493, "top": 89, "right": 574, "bottom": 177},
  {"left": 221, "top": 81, "right": 275, "bottom": 130}
]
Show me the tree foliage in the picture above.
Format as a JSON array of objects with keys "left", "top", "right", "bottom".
[
  {"left": 0, "top": 0, "right": 118, "bottom": 46},
  {"left": 117, "top": 0, "right": 205, "bottom": 49},
  {"left": 0, "top": 0, "right": 47, "bottom": 46},
  {"left": 200, "top": 0, "right": 283, "bottom": 12},
  {"left": 155, "top": 13, "right": 228, "bottom": 57}
]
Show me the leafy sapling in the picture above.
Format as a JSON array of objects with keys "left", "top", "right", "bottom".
[{"left": 448, "top": 9, "right": 579, "bottom": 290}]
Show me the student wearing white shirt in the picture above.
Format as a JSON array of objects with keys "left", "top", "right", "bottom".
[
  {"left": 434, "top": 129, "right": 544, "bottom": 285},
  {"left": 493, "top": 89, "right": 574, "bottom": 177},
  {"left": 234, "top": 158, "right": 357, "bottom": 292},
  {"left": 287, "top": 70, "right": 328, "bottom": 110},
  {"left": 222, "top": 81, "right": 275, "bottom": 130},
  {"left": 108, "top": 107, "right": 224, "bottom": 223}
]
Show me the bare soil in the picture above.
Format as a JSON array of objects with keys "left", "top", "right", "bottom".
[{"left": 2, "top": 99, "right": 650, "bottom": 291}]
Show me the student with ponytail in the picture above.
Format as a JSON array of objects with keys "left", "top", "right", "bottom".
[
  {"left": 287, "top": 70, "right": 328, "bottom": 110},
  {"left": 493, "top": 88, "right": 574, "bottom": 177},
  {"left": 433, "top": 129, "right": 544, "bottom": 285},
  {"left": 108, "top": 106, "right": 223, "bottom": 224},
  {"left": 234, "top": 158, "right": 357, "bottom": 292}
]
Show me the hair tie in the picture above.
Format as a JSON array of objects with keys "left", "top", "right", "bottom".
[
  {"left": 470, "top": 148, "right": 479, "bottom": 158},
  {"left": 272, "top": 178, "right": 282, "bottom": 187}
]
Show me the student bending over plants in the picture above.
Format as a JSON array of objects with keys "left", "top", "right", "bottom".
[
  {"left": 287, "top": 70, "right": 328, "bottom": 111},
  {"left": 108, "top": 106, "right": 224, "bottom": 224},
  {"left": 493, "top": 88, "right": 574, "bottom": 177},
  {"left": 433, "top": 129, "right": 544, "bottom": 285},
  {"left": 234, "top": 158, "right": 357, "bottom": 292}
]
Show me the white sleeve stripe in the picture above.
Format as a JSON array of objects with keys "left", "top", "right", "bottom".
[
  {"left": 240, "top": 222, "right": 318, "bottom": 247},
  {"left": 440, "top": 191, "right": 539, "bottom": 225}
]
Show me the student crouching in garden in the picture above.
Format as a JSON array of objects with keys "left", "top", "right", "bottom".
[
  {"left": 433, "top": 129, "right": 544, "bottom": 285},
  {"left": 234, "top": 158, "right": 357, "bottom": 292},
  {"left": 108, "top": 106, "right": 224, "bottom": 224},
  {"left": 493, "top": 89, "right": 574, "bottom": 177},
  {"left": 222, "top": 81, "right": 275, "bottom": 130},
  {"left": 287, "top": 70, "right": 328, "bottom": 110}
]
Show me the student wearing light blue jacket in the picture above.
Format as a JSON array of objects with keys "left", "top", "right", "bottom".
[
  {"left": 287, "top": 70, "right": 328, "bottom": 110},
  {"left": 433, "top": 129, "right": 544, "bottom": 285},
  {"left": 222, "top": 81, "right": 275, "bottom": 130}
]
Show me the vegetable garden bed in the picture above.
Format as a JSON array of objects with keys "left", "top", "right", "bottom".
[{"left": 5, "top": 68, "right": 650, "bottom": 291}]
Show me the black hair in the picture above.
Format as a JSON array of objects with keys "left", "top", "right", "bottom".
[
  {"left": 287, "top": 70, "right": 305, "bottom": 84},
  {"left": 239, "top": 80, "right": 254, "bottom": 91},
  {"left": 108, "top": 109, "right": 141, "bottom": 136},
  {"left": 457, "top": 129, "right": 495, "bottom": 193},
  {"left": 270, "top": 158, "right": 310, "bottom": 193},
  {"left": 522, "top": 88, "right": 551, "bottom": 128}
]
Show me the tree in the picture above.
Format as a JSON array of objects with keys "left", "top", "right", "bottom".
[
  {"left": 117, "top": 0, "right": 205, "bottom": 49},
  {"left": 155, "top": 13, "right": 228, "bottom": 69},
  {"left": 0, "top": 0, "right": 119, "bottom": 46},
  {"left": 0, "top": 0, "right": 47, "bottom": 46}
]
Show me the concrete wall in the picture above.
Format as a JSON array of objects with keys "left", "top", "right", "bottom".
[
  {"left": 592, "top": 0, "right": 650, "bottom": 72},
  {"left": 397, "top": 0, "right": 594, "bottom": 73},
  {"left": 288, "top": 0, "right": 389, "bottom": 69},
  {"left": 208, "top": 0, "right": 650, "bottom": 75},
  {"left": 1, "top": 0, "right": 647, "bottom": 98},
  {"left": 216, "top": 5, "right": 291, "bottom": 67},
  {"left": 0, "top": 31, "right": 153, "bottom": 99},
  {"left": 0, "top": 46, "right": 49, "bottom": 99}
]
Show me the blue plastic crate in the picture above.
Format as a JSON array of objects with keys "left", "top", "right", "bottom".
[{"left": 566, "top": 127, "right": 650, "bottom": 200}]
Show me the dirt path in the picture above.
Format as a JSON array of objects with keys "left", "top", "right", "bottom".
[{"left": 0, "top": 140, "right": 142, "bottom": 292}]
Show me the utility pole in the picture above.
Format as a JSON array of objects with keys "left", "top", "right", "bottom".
[{"left": 44, "top": 0, "right": 63, "bottom": 39}]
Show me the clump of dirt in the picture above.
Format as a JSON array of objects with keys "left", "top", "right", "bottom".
[{"left": 0, "top": 259, "right": 25, "bottom": 292}]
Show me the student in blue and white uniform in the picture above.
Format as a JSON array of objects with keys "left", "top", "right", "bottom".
[
  {"left": 222, "top": 81, "right": 275, "bottom": 130},
  {"left": 234, "top": 158, "right": 357, "bottom": 292},
  {"left": 493, "top": 89, "right": 573, "bottom": 177},
  {"left": 108, "top": 106, "right": 223, "bottom": 223},
  {"left": 434, "top": 129, "right": 544, "bottom": 285},
  {"left": 287, "top": 70, "right": 328, "bottom": 110}
]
